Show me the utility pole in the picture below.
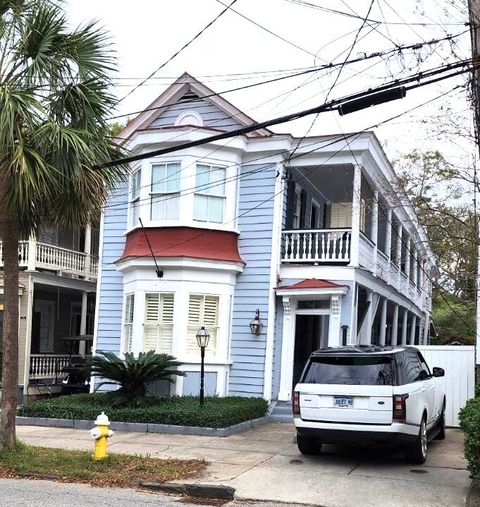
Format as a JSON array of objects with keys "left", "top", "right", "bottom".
[{"left": 468, "top": 0, "right": 480, "bottom": 367}]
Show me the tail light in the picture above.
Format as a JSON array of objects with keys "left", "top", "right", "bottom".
[
  {"left": 293, "top": 391, "right": 300, "bottom": 416},
  {"left": 393, "top": 394, "right": 409, "bottom": 421}
]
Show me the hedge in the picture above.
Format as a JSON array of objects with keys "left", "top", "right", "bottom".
[
  {"left": 18, "top": 393, "right": 269, "bottom": 428},
  {"left": 459, "top": 395, "right": 480, "bottom": 478}
]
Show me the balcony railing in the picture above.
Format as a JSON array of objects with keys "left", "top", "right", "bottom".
[
  {"left": 0, "top": 240, "right": 97, "bottom": 279},
  {"left": 282, "top": 229, "right": 351, "bottom": 263},
  {"left": 29, "top": 354, "right": 73, "bottom": 381}
]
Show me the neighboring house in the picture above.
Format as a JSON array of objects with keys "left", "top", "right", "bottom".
[
  {"left": 94, "top": 73, "right": 435, "bottom": 405},
  {"left": 0, "top": 223, "right": 98, "bottom": 395}
]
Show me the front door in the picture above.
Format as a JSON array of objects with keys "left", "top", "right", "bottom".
[
  {"left": 34, "top": 300, "right": 55, "bottom": 353},
  {"left": 292, "top": 314, "right": 329, "bottom": 390}
]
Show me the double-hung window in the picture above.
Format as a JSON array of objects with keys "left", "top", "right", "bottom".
[
  {"left": 186, "top": 295, "right": 219, "bottom": 356},
  {"left": 150, "top": 163, "right": 181, "bottom": 220},
  {"left": 130, "top": 169, "right": 141, "bottom": 227},
  {"left": 193, "top": 164, "right": 226, "bottom": 223},
  {"left": 124, "top": 294, "right": 135, "bottom": 352},
  {"left": 143, "top": 293, "right": 175, "bottom": 353}
]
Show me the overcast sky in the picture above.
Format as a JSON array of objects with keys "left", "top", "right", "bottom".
[{"left": 65, "top": 0, "right": 473, "bottom": 165}]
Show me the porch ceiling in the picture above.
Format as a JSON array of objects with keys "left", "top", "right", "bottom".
[{"left": 294, "top": 165, "right": 353, "bottom": 202}]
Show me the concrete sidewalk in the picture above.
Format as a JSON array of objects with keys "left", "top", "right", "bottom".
[{"left": 17, "top": 423, "right": 471, "bottom": 507}]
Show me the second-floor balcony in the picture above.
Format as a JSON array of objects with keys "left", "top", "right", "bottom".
[
  {"left": 0, "top": 239, "right": 98, "bottom": 280},
  {"left": 280, "top": 163, "right": 430, "bottom": 312}
]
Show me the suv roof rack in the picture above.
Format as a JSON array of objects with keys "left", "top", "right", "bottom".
[{"left": 310, "top": 345, "right": 407, "bottom": 356}]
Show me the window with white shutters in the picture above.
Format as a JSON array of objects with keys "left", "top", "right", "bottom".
[
  {"left": 186, "top": 295, "right": 219, "bottom": 356},
  {"left": 143, "top": 293, "right": 174, "bottom": 353},
  {"left": 124, "top": 294, "right": 135, "bottom": 352}
]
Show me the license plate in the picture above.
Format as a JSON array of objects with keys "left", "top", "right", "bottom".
[{"left": 334, "top": 396, "right": 353, "bottom": 408}]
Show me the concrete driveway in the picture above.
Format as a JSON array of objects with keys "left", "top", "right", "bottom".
[{"left": 17, "top": 423, "right": 470, "bottom": 507}]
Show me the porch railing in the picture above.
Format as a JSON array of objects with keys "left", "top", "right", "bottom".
[
  {"left": 0, "top": 240, "right": 97, "bottom": 279},
  {"left": 282, "top": 229, "right": 351, "bottom": 262},
  {"left": 29, "top": 354, "right": 73, "bottom": 381}
]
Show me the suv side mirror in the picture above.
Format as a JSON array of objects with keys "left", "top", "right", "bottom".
[
  {"left": 432, "top": 367, "right": 445, "bottom": 377},
  {"left": 417, "top": 369, "right": 430, "bottom": 381}
]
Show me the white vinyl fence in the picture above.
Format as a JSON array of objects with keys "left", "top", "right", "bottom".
[{"left": 417, "top": 345, "right": 475, "bottom": 427}]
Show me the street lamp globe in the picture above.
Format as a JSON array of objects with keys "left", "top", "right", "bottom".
[{"left": 196, "top": 326, "right": 210, "bottom": 348}]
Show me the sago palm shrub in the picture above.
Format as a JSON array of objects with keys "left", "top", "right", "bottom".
[{"left": 88, "top": 351, "right": 185, "bottom": 404}]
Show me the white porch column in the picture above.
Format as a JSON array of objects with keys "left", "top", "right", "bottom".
[
  {"left": 79, "top": 290, "right": 88, "bottom": 355},
  {"left": 84, "top": 223, "right": 92, "bottom": 279},
  {"left": 385, "top": 208, "right": 392, "bottom": 260},
  {"left": 363, "top": 289, "right": 374, "bottom": 345},
  {"left": 379, "top": 298, "right": 387, "bottom": 346},
  {"left": 278, "top": 297, "right": 296, "bottom": 401},
  {"left": 349, "top": 164, "right": 362, "bottom": 267},
  {"left": 396, "top": 225, "right": 403, "bottom": 266},
  {"left": 405, "top": 237, "right": 411, "bottom": 281},
  {"left": 328, "top": 296, "right": 341, "bottom": 347},
  {"left": 372, "top": 190, "right": 379, "bottom": 275},
  {"left": 401, "top": 308, "right": 408, "bottom": 345},
  {"left": 27, "top": 234, "right": 36, "bottom": 271},
  {"left": 391, "top": 304, "right": 399, "bottom": 346},
  {"left": 22, "top": 275, "right": 34, "bottom": 397},
  {"left": 412, "top": 249, "right": 418, "bottom": 285},
  {"left": 410, "top": 315, "right": 417, "bottom": 345}
]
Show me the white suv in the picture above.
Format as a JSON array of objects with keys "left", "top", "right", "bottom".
[{"left": 293, "top": 346, "right": 446, "bottom": 464}]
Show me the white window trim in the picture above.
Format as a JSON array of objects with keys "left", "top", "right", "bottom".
[
  {"left": 129, "top": 168, "right": 141, "bottom": 228},
  {"left": 149, "top": 162, "right": 182, "bottom": 221}
]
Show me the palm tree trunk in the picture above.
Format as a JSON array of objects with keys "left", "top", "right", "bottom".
[{"left": 0, "top": 175, "right": 18, "bottom": 451}]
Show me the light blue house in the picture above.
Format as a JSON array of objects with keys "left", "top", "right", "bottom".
[{"left": 93, "top": 73, "right": 435, "bottom": 407}]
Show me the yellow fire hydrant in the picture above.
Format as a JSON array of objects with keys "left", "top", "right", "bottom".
[{"left": 89, "top": 412, "right": 114, "bottom": 460}]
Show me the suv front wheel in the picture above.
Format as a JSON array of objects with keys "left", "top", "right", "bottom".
[
  {"left": 405, "top": 417, "right": 427, "bottom": 464},
  {"left": 297, "top": 435, "right": 322, "bottom": 455}
]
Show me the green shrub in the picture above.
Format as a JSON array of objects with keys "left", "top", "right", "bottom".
[
  {"left": 18, "top": 394, "right": 268, "bottom": 428},
  {"left": 88, "top": 351, "right": 185, "bottom": 404},
  {"left": 459, "top": 396, "right": 480, "bottom": 478}
]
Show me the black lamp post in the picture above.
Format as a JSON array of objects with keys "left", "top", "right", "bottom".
[{"left": 196, "top": 326, "right": 210, "bottom": 407}]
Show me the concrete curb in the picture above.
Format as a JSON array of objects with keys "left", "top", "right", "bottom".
[
  {"left": 15, "top": 415, "right": 269, "bottom": 437},
  {"left": 139, "top": 481, "right": 235, "bottom": 500}
]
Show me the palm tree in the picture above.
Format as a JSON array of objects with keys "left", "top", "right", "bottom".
[{"left": 0, "top": 0, "right": 126, "bottom": 450}]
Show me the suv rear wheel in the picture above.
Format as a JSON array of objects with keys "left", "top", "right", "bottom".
[
  {"left": 405, "top": 417, "right": 427, "bottom": 464},
  {"left": 297, "top": 435, "right": 322, "bottom": 455}
]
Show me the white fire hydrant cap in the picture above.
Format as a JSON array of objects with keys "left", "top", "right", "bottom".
[{"left": 94, "top": 412, "right": 110, "bottom": 426}]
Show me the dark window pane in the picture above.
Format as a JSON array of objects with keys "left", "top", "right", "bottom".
[{"left": 302, "top": 356, "right": 393, "bottom": 385}]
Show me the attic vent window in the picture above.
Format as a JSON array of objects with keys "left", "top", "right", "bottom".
[{"left": 175, "top": 110, "right": 203, "bottom": 127}]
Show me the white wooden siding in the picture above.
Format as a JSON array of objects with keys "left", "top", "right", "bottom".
[
  {"left": 417, "top": 345, "right": 475, "bottom": 427},
  {"left": 149, "top": 94, "right": 244, "bottom": 132}
]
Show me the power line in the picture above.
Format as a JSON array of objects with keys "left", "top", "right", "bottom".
[
  {"left": 116, "top": 0, "right": 238, "bottom": 105},
  {"left": 284, "top": 0, "right": 468, "bottom": 27},
  {"left": 286, "top": 0, "right": 376, "bottom": 167},
  {"left": 107, "top": 30, "right": 466, "bottom": 122},
  {"left": 99, "top": 58, "right": 477, "bottom": 169}
]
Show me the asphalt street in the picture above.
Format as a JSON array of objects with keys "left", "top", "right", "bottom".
[{"left": 0, "top": 478, "right": 306, "bottom": 507}]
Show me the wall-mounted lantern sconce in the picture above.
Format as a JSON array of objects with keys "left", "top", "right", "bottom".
[
  {"left": 249, "top": 309, "right": 263, "bottom": 335},
  {"left": 341, "top": 325, "right": 349, "bottom": 346}
]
